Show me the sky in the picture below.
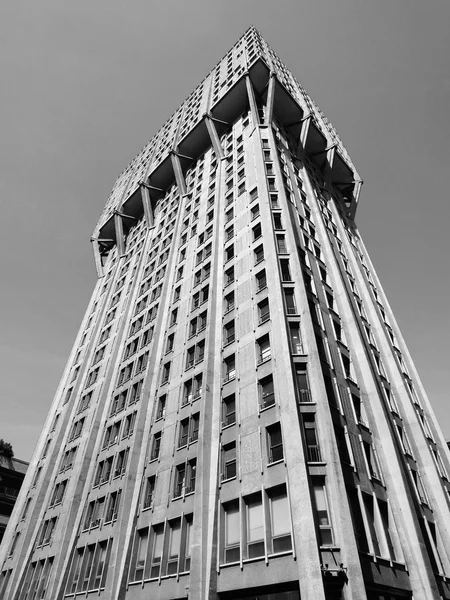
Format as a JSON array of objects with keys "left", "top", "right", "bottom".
[{"left": 1, "top": 0, "right": 449, "bottom": 461}]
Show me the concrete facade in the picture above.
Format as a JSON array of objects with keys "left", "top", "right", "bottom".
[{"left": 1, "top": 27, "right": 450, "bottom": 600}]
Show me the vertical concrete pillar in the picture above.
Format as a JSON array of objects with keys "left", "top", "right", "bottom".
[
  {"left": 245, "top": 74, "right": 259, "bottom": 126},
  {"left": 114, "top": 212, "right": 125, "bottom": 257},
  {"left": 265, "top": 72, "right": 276, "bottom": 125},
  {"left": 170, "top": 152, "right": 187, "bottom": 196},
  {"left": 297, "top": 115, "right": 311, "bottom": 156},
  {"left": 205, "top": 115, "right": 224, "bottom": 160},
  {"left": 140, "top": 184, "right": 154, "bottom": 228},
  {"left": 91, "top": 238, "right": 103, "bottom": 278}
]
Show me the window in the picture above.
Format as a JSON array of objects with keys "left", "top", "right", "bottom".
[
  {"left": 312, "top": 481, "right": 333, "bottom": 545},
  {"left": 225, "top": 291, "right": 235, "bottom": 313},
  {"left": 269, "top": 486, "right": 292, "bottom": 553},
  {"left": 86, "top": 367, "right": 99, "bottom": 387},
  {"left": 170, "top": 308, "right": 178, "bottom": 326},
  {"left": 110, "top": 391, "right": 127, "bottom": 415},
  {"left": 273, "top": 213, "right": 283, "bottom": 230},
  {"left": 196, "top": 341, "right": 205, "bottom": 364},
  {"left": 133, "top": 529, "right": 148, "bottom": 581},
  {"left": 250, "top": 203, "right": 260, "bottom": 220},
  {"left": 224, "top": 321, "right": 235, "bottom": 345},
  {"left": 289, "top": 323, "right": 302, "bottom": 354},
  {"left": 281, "top": 289, "right": 296, "bottom": 315},
  {"left": 161, "top": 362, "right": 170, "bottom": 384},
  {"left": 105, "top": 490, "right": 120, "bottom": 522},
  {"left": 258, "top": 298, "right": 270, "bottom": 324},
  {"left": 222, "top": 393, "right": 236, "bottom": 426},
  {"left": 259, "top": 375, "right": 275, "bottom": 410},
  {"left": 257, "top": 334, "right": 271, "bottom": 364},
  {"left": 189, "top": 413, "right": 200, "bottom": 443},
  {"left": 84, "top": 497, "right": 105, "bottom": 529},
  {"left": 129, "top": 380, "right": 142, "bottom": 405},
  {"left": 362, "top": 440, "right": 382, "bottom": 481},
  {"left": 155, "top": 395, "right": 166, "bottom": 420},
  {"left": 276, "top": 235, "right": 288, "bottom": 253},
  {"left": 303, "top": 414, "right": 322, "bottom": 462},
  {"left": 136, "top": 352, "right": 148, "bottom": 373},
  {"left": 118, "top": 363, "right": 133, "bottom": 385},
  {"left": 174, "top": 464, "right": 186, "bottom": 498},
  {"left": 114, "top": 448, "right": 129, "bottom": 477},
  {"left": 246, "top": 494, "right": 265, "bottom": 558},
  {"left": 225, "top": 224, "right": 234, "bottom": 242},
  {"left": 186, "top": 346, "right": 195, "bottom": 369},
  {"left": 186, "top": 459, "right": 197, "bottom": 494},
  {"left": 254, "top": 244, "right": 264, "bottom": 265},
  {"left": 166, "top": 520, "right": 182, "bottom": 574},
  {"left": 143, "top": 477, "right": 155, "bottom": 509},
  {"left": 151, "top": 432, "right": 161, "bottom": 460},
  {"left": 270, "top": 193, "right": 279, "bottom": 208},
  {"left": 256, "top": 269, "right": 267, "bottom": 292},
  {"left": 225, "top": 244, "right": 234, "bottom": 262},
  {"left": 60, "top": 446, "right": 77, "bottom": 472},
  {"left": 50, "top": 479, "right": 67, "bottom": 506},
  {"left": 166, "top": 333, "right": 175, "bottom": 353},
  {"left": 267, "top": 423, "right": 283, "bottom": 463},
  {"left": 193, "top": 373, "right": 203, "bottom": 399},
  {"left": 280, "top": 259, "right": 292, "bottom": 282},
  {"left": 223, "top": 355, "right": 236, "bottom": 382},
  {"left": 252, "top": 223, "right": 262, "bottom": 240},
  {"left": 70, "top": 418, "right": 85, "bottom": 441},
  {"left": 39, "top": 517, "right": 57, "bottom": 546},
  {"left": 222, "top": 442, "right": 237, "bottom": 480},
  {"left": 224, "top": 266, "right": 234, "bottom": 286},
  {"left": 225, "top": 208, "right": 234, "bottom": 223},
  {"left": 150, "top": 525, "right": 164, "bottom": 578},
  {"left": 224, "top": 501, "right": 240, "bottom": 563},
  {"left": 178, "top": 419, "right": 189, "bottom": 448}
]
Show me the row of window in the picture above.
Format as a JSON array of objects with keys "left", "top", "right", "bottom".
[
  {"left": 130, "top": 515, "right": 192, "bottom": 581},
  {"left": 94, "top": 448, "right": 129, "bottom": 486},
  {"left": 221, "top": 485, "right": 294, "bottom": 564},
  {"left": 67, "top": 539, "right": 111, "bottom": 595}
]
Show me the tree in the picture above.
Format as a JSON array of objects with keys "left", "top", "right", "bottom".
[{"left": 0, "top": 439, "right": 14, "bottom": 458}]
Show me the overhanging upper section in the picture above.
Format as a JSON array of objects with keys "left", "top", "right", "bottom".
[{"left": 94, "top": 26, "right": 361, "bottom": 239}]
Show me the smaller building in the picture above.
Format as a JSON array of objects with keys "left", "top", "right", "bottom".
[{"left": 0, "top": 453, "right": 28, "bottom": 544}]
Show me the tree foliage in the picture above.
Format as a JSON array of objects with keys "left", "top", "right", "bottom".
[{"left": 0, "top": 439, "right": 14, "bottom": 458}]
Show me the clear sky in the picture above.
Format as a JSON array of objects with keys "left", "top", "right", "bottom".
[{"left": 1, "top": 0, "right": 449, "bottom": 461}]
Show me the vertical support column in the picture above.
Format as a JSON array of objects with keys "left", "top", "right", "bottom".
[
  {"left": 245, "top": 74, "right": 259, "bottom": 126},
  {"left": 114, "top": 212, "right": 125, "bottom": 257},
  {"left": 170, "top": 152, "right": 187, "bottom": 196},
  {"left": 140, "top": 184, "right": 154, "bottom": 228},
  {"left": 297, "top": 114, "right": 311, "bottom": 156},
  {"left": 91, "top": 238, "right": 104, "bottom": 278},
  {"left": 325, "top": 145, "right": 336, "bottom": 188},
  {"left": 348, "top": 179, "right": 362, "bottom": 219},
  {"left": 205, "top": 115, "right": 224, "bottom": 160},
  {"left": 265, "top": 72, "right": 276, "bottom": 125}
]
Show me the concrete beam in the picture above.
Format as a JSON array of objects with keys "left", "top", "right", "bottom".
[
  {"left": 114, "top": 212, "right": 125, "bottom": 257},
  {"left": 297, "top": 115, "right": 311, "bottom": 156},
  {"left": 245, "top": 74, "right": 259, "bottom": 126},
  {"left": 90, "top": 238, "right": 104, "bottom": 278},
  {"left": 265, "top": 72, "right": 276, "bottom": 125},
  {"left": 170, "top": 151, "right": 187, "bottom": 196},
  {"left": 204, "top": 114, "right": 224, "bottom": 160},
  {"left": 140, "top": 184, "right": 154, "bottom": 228}
]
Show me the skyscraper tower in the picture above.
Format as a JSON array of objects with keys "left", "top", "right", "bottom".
[{"left": 1, "top": 26, "right": 450, "bottom": 600}]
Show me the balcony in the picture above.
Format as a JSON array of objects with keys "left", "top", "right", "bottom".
[
  {"left": 307, "top": 444, "right": 322, "bottom": 462},
  {"left": 298, "top": 389, "right": 313, "bottom": 403}
]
